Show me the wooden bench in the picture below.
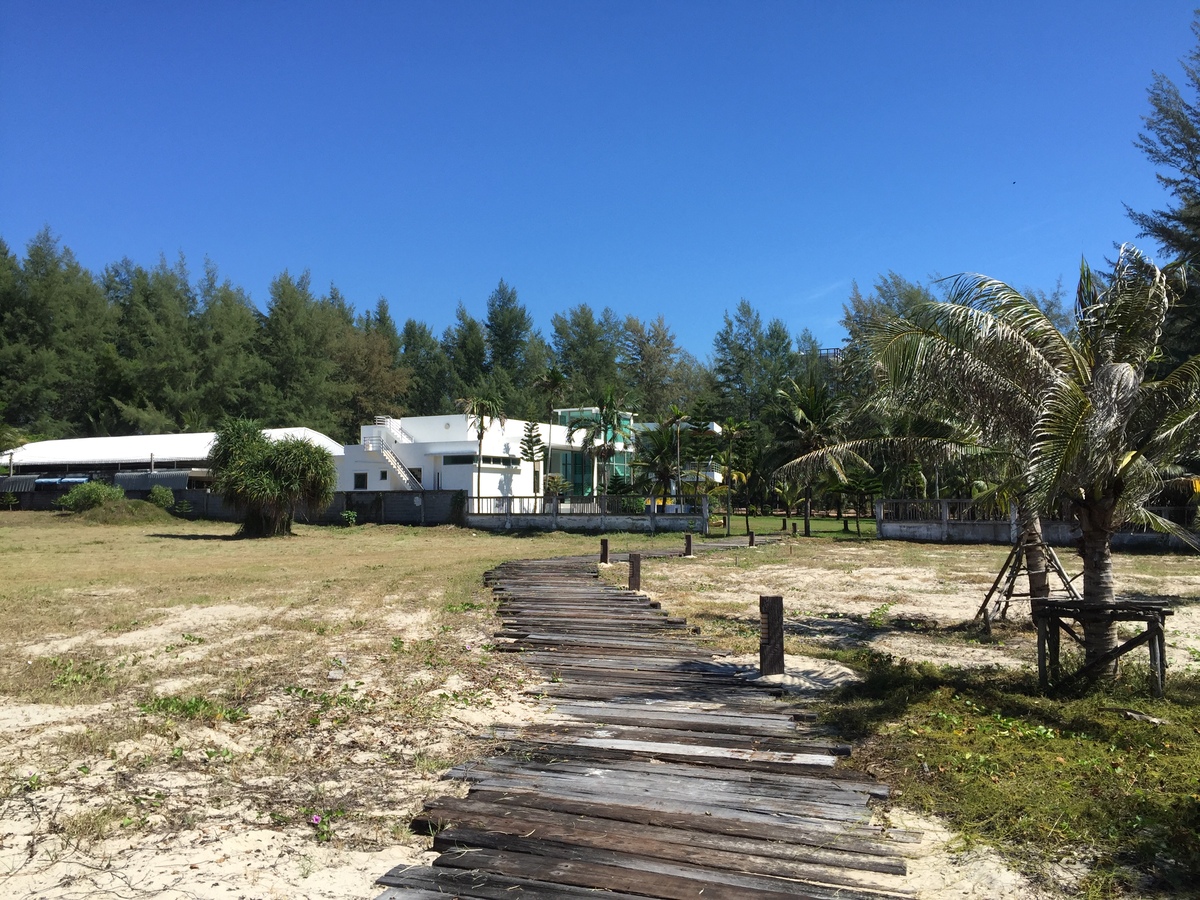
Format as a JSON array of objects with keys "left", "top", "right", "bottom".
[{"left": 1032, "top": 599, "right": 1172, "bottom": 697}]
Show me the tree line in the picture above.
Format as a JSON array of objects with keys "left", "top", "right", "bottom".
[{"left": 0, "top": 232, "right": 841, "bottom": 447}]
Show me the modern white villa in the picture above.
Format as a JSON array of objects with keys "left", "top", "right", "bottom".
[{"left": 337, "top": 410, "right": 637, "bottom": 506}]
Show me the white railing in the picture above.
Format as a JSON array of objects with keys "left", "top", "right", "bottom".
[
  {"left": 374, "top": 416, "right": 415, "bottom": 444},
  {"left": 362, "top": 436, "right": 423, "bottom": 491}
]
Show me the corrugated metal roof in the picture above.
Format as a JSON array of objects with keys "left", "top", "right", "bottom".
[{"left": 6, "top": 428, "right": 343, "bottom": 467}]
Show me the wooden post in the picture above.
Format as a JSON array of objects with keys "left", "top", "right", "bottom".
[
  {"left": 629, "top": 553, "right": 641, "bottom": 591},
  {"left": 759, "top": 595, "right": 784, "bottom": 676},
  {"left": 780, "top": 518, "right": 786, "bottom": 530},
  {"left": 684, "top": 533, "right": 693, "bottom": 557},
  {"left": 600, "top": 538, "right": 609, "bottom": 564},
  {"left": 748, "top": 531, "right": 755, "bottom": 547},
  {"left": 791, "top": 522, "right": 797, "bottom": 536}
]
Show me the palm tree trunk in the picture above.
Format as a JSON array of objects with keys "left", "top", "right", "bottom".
[
  {"left": 803, "top": 485, "right": 812, "bottom": 537},
  {"left": 1077, "top": 502, "right": 1118, "bottom": 666},
  {"left": 1018, "top": 503, "right": 1050, "bottom": 602}
]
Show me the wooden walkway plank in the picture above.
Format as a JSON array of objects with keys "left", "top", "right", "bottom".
[{"left": 375, "top": 549, "right": 916, "bottom": 899}]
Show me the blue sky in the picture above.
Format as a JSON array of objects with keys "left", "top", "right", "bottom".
[{"left": 1, "top": 1, "right": 1196, "bottom": 355}]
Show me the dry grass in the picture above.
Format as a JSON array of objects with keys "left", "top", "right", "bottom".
[{"left": 0, "top": 511, "right": 684, "bottom": 896}]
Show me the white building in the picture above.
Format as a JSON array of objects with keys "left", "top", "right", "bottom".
[
  {"left": 337, "top": 413, "right": 636, "bottom": 501},
  {"left": 6, "top": 428, "right": 343, "bottom": 486}
]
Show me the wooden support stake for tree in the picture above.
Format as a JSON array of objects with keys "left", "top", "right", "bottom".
[
  {"left": 684, "top": 533, "right": 693, "bottom": 557},
  {"left": 600, "top": 538, "right": 609, "bottom": 564},
  {"left": 759, "top": 595, "right": 785, "bottom": 676},
  {"left": 628, "top": 553, "right": 641, "bottom": 591},
  {"left": 748, "top": 531, "right": 755, "bottom": 547}
]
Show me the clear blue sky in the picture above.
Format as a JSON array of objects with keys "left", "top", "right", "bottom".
[{"left": 1, "top": 1, "right": 1195, "bottom": 355}]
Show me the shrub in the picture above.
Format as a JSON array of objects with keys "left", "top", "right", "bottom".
[
  {"left": 59, "top": 482, "right": 125, "bottom": 513},
  {"left": 147, "top": 485, "right": 174, "bottom": 508},
  {"left": 340, "top": 509, "right": 358, "bottom": 527},
  {"left": 1, "top": 491, "right": 17, "bottom": 510}
]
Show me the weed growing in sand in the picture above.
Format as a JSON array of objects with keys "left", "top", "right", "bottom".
[
  {"left": 49, "top": 657, "right": 111, "bottom": 689},
  {"left": 866, "top": 602, "right": 893, "bottom": 628},
  {"left": 138, "top": 694, "right": 247, "bottom": 722},
  {"left": 302, "top": 807, "right": 345, "bottom": 842}
]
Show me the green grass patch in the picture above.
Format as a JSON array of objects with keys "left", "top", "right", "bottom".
[
  {"left": 824, "top": 652, "right": 1200, "bottom": 895},
  {"left": 76, "top": 499, "right": 175, "bottom": 526},
  {"left": 138, "top": 694, "right": 247, "bottom": 722}
]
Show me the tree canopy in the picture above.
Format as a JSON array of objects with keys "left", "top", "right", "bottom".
[{"left": 208, "top": 418, "right": 337, "bottom": 537}]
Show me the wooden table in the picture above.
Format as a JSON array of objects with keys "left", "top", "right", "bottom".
[{"left": 1032, "top": 600, "right": 1172, "bottom": 697}]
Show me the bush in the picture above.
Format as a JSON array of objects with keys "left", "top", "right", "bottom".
[
  {"left": 147, "top": 485, "right": 175, "bottom": 508},
  {"left": 58, "top": 482, "right": 124, "bottom": 512},
  {"left": 340, "top": 509, "right": 358, "bottom": 527}
]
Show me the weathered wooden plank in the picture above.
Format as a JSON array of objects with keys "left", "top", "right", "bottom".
[
  {"left": 433, "top": 824, "right": 914, "bottom": 898},
  {"left": 433, "top": 842, "right": 903, "bottom": 900},
  {"left": 378, "top": 865, "right": 649, "bottom": 898},
  {"left": 491, "top": 723, "right": 851, "bottom": 756},
  {"left": 448, "top": 761, "right": 879, "bottom": 817},
  {"left": 414, "top": 797, "right": 909, "bottom": 879},
  {"left": 449, "top": 755, "right": 888, "bottom": 802},
  {"left": 455, "top": 786, "right": 920, "bottom": 852}
]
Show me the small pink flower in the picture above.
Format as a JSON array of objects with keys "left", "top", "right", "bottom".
[{"left": 310, "top": 814, "right": 321, "bottom": 825}]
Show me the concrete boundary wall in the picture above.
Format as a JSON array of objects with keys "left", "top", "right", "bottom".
[
  {"left": 465, "top": 512, "right": 701, "bottom": 533},
  {"left": 875, "top": 499, "right": 1196, "bottom": 550}
]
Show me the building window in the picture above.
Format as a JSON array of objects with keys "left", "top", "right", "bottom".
[
  {"left": 443, "top": 455, "right": 475, "bottom": 466},
  {"left": 379, "top": 470, "right": 388, "bottom": 481},
  {"left": 409, "top": 468, "right": 422, "bottom": 482},
  {"left": 353, "top": 472, "right": 367, "bottom": 490}
]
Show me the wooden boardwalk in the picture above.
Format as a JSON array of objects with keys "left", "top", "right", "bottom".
[{"left": 376, "top": 549, "right": 918, "bottom": 899}]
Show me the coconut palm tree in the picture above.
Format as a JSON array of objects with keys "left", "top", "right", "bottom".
[
  {"left": 1016, "top": 249, "right": 1200, "bottom": 661},
  {"left": 715, "top": 418, "right": 748, "bottom": 536},
  {"left": 633, "top": 424, "right": 677, "bottom": 513},
  {"left": 798, "top": 247, "right": 1200, "bottom": 667},
  {"left": 456, "top": 394, "right": 505, "bottom": 513},
  {"left": 773, "top": 375, "right": 847, "bottom": 536},
  {"left": 775, "top": 477, "right": 804, "bottom": 531},
  {"left": 661, "top": 404, "right": 690, "bottom": 507}
]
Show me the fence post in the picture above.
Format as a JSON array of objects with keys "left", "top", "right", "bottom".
[
  {"left": 759, "top": 595, "right": 784, "bottom": 676},
  {"left": 791, "top": 522, "right": 797, "bottom": 536},
  {"left": 629, "top": 553, "right": 641, "bottom": 591},
  {"left": 684, "top": 532, "right": 693, "bottom": 557},
  {"left": 600, "top": 537, "right": 609, "bottom": 564},
  {"left": 748, "top": 531, "right": 755, "bottom": 547}
]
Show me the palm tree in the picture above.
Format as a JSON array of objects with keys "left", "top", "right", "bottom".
[
  {"left": 775, "top": 477, "right": 804, "bottom": 531},
  {"left": 633, "top": 425, "right": 676, "bottom": 513},
  {"left": 1016, "top": 249, "right": 1200, "bottom": 661},
  {"left": 456, "top": 394, "right": 505, "bottom": 513},
  {"left": 716, "top": 418, "right": 748, "bottom": 536},
  {"left": 773, "top": 375, "right": 846, "bottom": 536},
  {"left": 808, "top": 246, "right": 1200, "bottom": 666},
  {"left": 569, "top": 387, "right": 632, "bottom": 509},
  {"left": 661, "top": 404, "right": 690, "bottom": 508}
]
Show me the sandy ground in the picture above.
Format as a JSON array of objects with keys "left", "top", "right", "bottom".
[{"left": 2, "top": 536, "right": 1196, "bottom": 899}]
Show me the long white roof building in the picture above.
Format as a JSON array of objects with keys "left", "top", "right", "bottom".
[{"left": 7, "top": 428, "right": 343, "bottom": 470}]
